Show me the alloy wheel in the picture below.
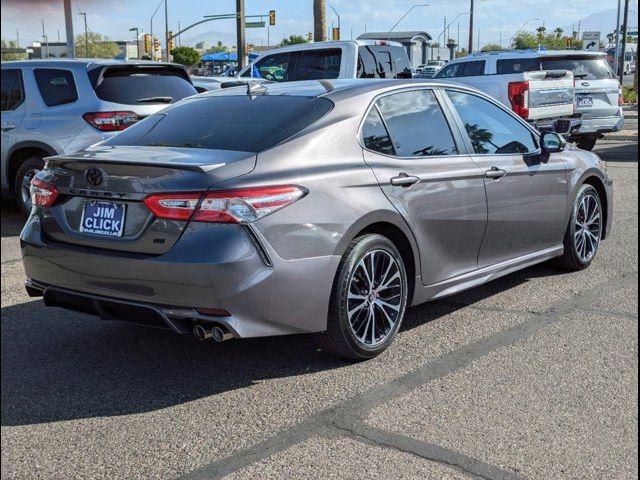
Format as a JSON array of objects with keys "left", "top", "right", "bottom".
[
  {"left": 346, "top": 249, "right": 403, "bottom": 348},
  {"left": 574, "top": 193, "right": 601, "bottom": 263}
]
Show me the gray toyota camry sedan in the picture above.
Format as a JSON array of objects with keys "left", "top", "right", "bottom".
[{"left": 21, "top": 79, "right": 613, "bottom": 360}]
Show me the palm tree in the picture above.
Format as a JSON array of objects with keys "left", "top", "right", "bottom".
[
  {"left": 313, "top": 0, "right": 327, "bottom": 42},
  {"left": 536, "top": 25, "right": 546, "bottom": 41},
  {"left": 554, "top": 27, "right": 563, "bottom": 39}
]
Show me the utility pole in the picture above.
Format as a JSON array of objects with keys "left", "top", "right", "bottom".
[
  {"left": 619, "top": 0, "right": 630, "bottom": 85},
  {"left": 468, "top": 0, "right": 474, "bottom": 53},
  {"left": 164, "top": 0, "right": 169, "bottom": 61},
  {"left": 314, "top": 0, "right": 327, "bottom": 42},
  {"left": 78, "top": 12, "right": 88, "bottom": 57},
  {"left": 41, "top": 19, "right": 49, "bottom": 59},
  {"left": 615, "top": 0, "right": 622, "bottom": 76},
  {"left": 236, "top": 0, "right": 246, "bottom": 69}
]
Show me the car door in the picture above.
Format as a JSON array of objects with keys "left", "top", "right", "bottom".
[
  {"left": 1, "top": 68, "right": 26, "bottom": 187},
  {"left": 361, "top": 88, "right": 488, "bottom": 286},
  {"left": 444, "top": 89, "right": 568, "bottom": 268}
]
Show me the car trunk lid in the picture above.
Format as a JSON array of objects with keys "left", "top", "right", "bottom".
[{"left": 39, "top": 146, "right": 256, "bottom": 255}]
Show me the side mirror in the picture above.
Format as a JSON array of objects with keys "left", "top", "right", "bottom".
[{"left": 541, "top": 132, "right": 566, "bottom": 154}]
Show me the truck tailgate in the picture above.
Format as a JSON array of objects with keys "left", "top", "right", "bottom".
[{"left": 524, "top": 70, "right": 575, "bottom": 121}]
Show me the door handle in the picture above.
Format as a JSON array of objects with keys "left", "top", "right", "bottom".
[
  {"left": 1, "top": 123, "right": 15, "bottom": 132},
  {"left": 390, "top": 173, "right": 420, "bottom": 187},
  {"left": 485, "top": 167, "right": 507, "bottom": 179}
]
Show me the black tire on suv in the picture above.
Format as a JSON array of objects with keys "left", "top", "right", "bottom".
[{"left": 14, "top": 156, "right": 45, "bottom": 216}]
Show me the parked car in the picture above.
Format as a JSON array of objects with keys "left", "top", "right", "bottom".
[
  {"left": 1, "top": 59, "right": 198, "bottom": 214},
  {"left": 21, "top": 79, "right": 613, "bottom": 360},
  {"left": 436, "top": 50, "right": 624, "bottom": 150},
  {"left": 415, "top": 66, "right": 441, "bottom": 78},
  {"left": 236, "top": 40, "right": 413, "bottom": 81}
]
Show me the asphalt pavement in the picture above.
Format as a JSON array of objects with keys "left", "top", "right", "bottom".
[{"left": 1, "top": 119, "right": 637, "bottom": 479}]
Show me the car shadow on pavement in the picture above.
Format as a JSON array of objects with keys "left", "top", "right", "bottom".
[
  {"left": 594, "top": 141, "right": 638, "bottom": 163},
  {"left": 1, "top": 261, "right": 568, "bottom": 427},
  {"left": 1, "top": 201, "right": 24, "bottom": 238}
]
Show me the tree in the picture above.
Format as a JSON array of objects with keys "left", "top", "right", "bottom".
[
  {"left": 75, "top": 32, "right": 120, "bottom": 58},
  {"left": 536, "top": 25, "right": 546, "bottom": 41},
  {"left": 512, "top": 32, "right": 538, "bottom": 49},
  {"left": 481, "top": 43, "right": 505, "bottom": 52},
  {"left": 170, "top": 46, "right": 201, "bottom": 67},
  {"left": 512, "top": 30, "right": 583, "bottom": 50},
  {"left": 1, "top": 39, "right": 27, "bottom": 61},
  {"left": 280, "top": 35, "right": 308, "bottom": 46},
  {"left": 554, "top": 27, "right": 564, "bottom": 39},
  {"left": 206, "top": 41, "right": 228, "bottom": 53}
]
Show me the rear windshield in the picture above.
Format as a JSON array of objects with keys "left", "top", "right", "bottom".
[
  {"left": 497, "top": 55, "right": 614, "bottom": 80},
  {"left": 102, "top": 94, "right": 333, "bottom": 152},
  {"left": 541, "top": 56, "right": 614, "bottom": 80},
  {"left": 89, "top": 67, "right": 197, "bottom": 105}
]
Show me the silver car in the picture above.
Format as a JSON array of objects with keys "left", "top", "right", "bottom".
[
  {"left": 1, "top": 59, "right": 198, "bottom": 213},
  {"left": 21, "top": 79, "right": 613, "bottom": 360}
]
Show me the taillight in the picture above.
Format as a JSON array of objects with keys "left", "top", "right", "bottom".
[
  {"left": 508, "top": 81, "right": 530, "bottom": 119},
  {"left": 83, "top": 111, "right": 139, "bottom": 132},
  {"left": 144, "top": 186, "right": 307, "bottom": 224},
  {"left": 31, "top": 178, "right": 58, "bottom": 207}
]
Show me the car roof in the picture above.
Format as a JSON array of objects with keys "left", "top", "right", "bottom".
[
  {"left": 448, "top": 49, "right": 607, "bottom": 63},
  {"left": 199, "top": 78, "right": 482, "bottom": 102},
  {"left": 251, "top": 39, "right": 404, "bottom": 55},
  {"left": 1, "top": 58, "right": 185, "bottom": 70}
]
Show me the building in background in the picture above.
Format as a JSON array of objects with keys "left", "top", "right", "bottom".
[{"left": 28, "top": 41, "right": 138, "bottom": 59}]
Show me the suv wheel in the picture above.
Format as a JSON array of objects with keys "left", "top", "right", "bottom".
[
  {"left": 316, "top": 234, "right": 408, "bottom": 360},
  {"left": 556, "top": 184, "right": 603, "bottom": 271},
  {"left": 14, "top": 156, "right": 45, "bottom": 216}
]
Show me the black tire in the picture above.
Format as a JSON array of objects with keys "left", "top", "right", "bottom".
[
  {"left": 14, "top": 156, "right": 45, "bottom": 216},
  {"left": 315, "top": 234, "right": 408, "bottom": 360},
  {"left": 556, "top": 184, "right": 603, "bottom": 271},
  {"left": 575, "top": 136, "right": 597, "bottom": 151}
]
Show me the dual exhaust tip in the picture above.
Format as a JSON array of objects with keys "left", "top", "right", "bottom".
[{"left": 193, "top": 324, "right": 233, "bottom": 343}]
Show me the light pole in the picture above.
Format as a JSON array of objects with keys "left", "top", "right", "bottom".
[
  {"left": 129, "top": 27, "right": 139, "bottom": 59},
  {"left": 510, "top": 18, "right": 540, "bottom": 47},
  {"left": 615, "top": 0, "right": 622, "bottom": 76},
  {"left": 78, "top": 12, "right": 88, "bottom": 57},
  {"left": 150, "top": 0, "right": 163, "bottom": 61},
  {"left": 63, "top": 0, "right": 75, "bottom": 58},
  {"left": 328, "top": 3, "right": 340, "bottom": 40},
  {"left": 435, "top": 12, "right": 469, "bottom": 58},
  {"left": 468, "top": 0, "right": 474, "bottom": 53},
  {"left": 164, "top": 0, "right": 169, "bottom": 61},
  {"left": 387, "top": 4, "right": 429, "bottom": 40}
]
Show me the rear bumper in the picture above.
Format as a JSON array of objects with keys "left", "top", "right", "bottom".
[
  {"left": 571, "top": 111, "right": 624, "bottom": 136},
  {"left": 20, "top": 218, "right": 340, "bottom": 338}
]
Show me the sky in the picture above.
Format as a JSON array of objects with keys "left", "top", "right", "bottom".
[{"left": 1, "top": 0, "right": 638, "bottom": 50}]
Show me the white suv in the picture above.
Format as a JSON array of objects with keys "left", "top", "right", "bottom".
[
  {"left": 435, "top": 50, "right": 624, "bottom": 150},
  {"left": 1, "top": 59, "right": 198, "bottom": 214}
]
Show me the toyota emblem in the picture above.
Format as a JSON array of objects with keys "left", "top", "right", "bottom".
[{"left": 85, "top": 167, "right": 104, "bottom": 187}]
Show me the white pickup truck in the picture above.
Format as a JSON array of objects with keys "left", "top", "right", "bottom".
[{"left": 435, "top": 51, "right": 578, "bottom": 136}]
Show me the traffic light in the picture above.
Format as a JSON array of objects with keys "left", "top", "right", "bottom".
[
  {"left": 144, "top": 33, "right": 151, "bottom": 53},
  {"left": 153, "top": 37, "right": 160, "bottom": 54},
  {"left": 168, "top": 31, "right": 174, "bottom": 52},
  {"left": 269, "top": 10, "right": 276, "bottom": 26},
  {"left": 307, "top": 32, "right": 313, "bottom": 42},
  {"left": 332, "top": 27, "right": 340, "bottom": 41}
]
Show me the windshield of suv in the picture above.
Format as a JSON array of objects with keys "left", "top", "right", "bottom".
[
  {"left": 541, "top": 56, "right": 614, "bottom": 80},
  {"left": 89, "top": 66, "right": 197, "bottom": 105}
]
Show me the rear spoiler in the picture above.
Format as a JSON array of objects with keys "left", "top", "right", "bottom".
[{"left": 45, "top": 154, "right": 226, "bottom": 173}]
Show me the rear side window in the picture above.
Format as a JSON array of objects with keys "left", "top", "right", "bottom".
[
  {"left": 243, "top": 49, "right": 342, "bottom": 81},
  {"left": 103, "top": 95, "right": 333, "bottom": 153},
  {"left": 34, "top": 69, "right": 78, "bottom": 107},
  {"left": 1, "top": 69, "right": 24, "bottom": 111},
  {"left": 295, "top": 49, "right": 341, "bottom": 80},
  {"left": 389, "top": 46, "right": 412, "bottom": 78},
  {"left": 436, "top": 61, "right": 485, "bottom": 78},
  {"left": 362, "top": 107, "right": 394, "bottom": 155},
  {"left": 447, "top": 90, "right": 537, "bottom": 155},
  {"left": 541, "top": 56, "right": 613, "bottom": 80},
  {"left": 90, "top": 68, "right": 197, "bottom": 105},
  {"left": 375, "top": 90, "right": 457, "bottom": 157},
  {"left": 358, "top": 47, "right": 378, "bottom": 78},
  {"left": 496, "top": 58, "right": 541, "bottom": 74}
]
